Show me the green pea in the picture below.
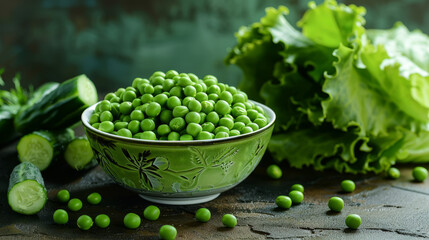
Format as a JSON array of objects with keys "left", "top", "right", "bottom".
[
  {"left": 206, "top": 112, "right": 220, "bottom": 125},
  {"left": 99, "top": 121, "right": 114, "bottom": 133},
  {"left": 197, "top": 131, "right": 213, "bottom": 140},
  {"left": 244, "top": 101, "right": 254, "bottom": 110},
  {"left": 345, "top": 214, "right": 361, "bottom": 229},
  {"left": 167, "top": 131, "right": 180, "bottom": 141},
  {"left": 208, "top": 93, "right": 219, "bottom": 101},
  {"left": 111, "top": 103, "right": 120, "bottom": 118},
  {"left": 186, "top": 123, "right": 202, "bottom": 137},
  {"left": 132, "top": 78, "right": 145, "bottom": 88},
  {"left": 201, "top": 101, "right": 214, "bottom": 114},
  {"left": 117, "top": 128, "right": 133, "bottom": 138},
  {"left": 146, "top": 102, "right": 162, "bottom": 117},
  {"left": 188, "top": 73, "right": 199, "bottom": 82},
  {"left": 169, "top": 117, "right": 186, "bottom": 131},
  {"left": 115, "top": 88, "right": 126, "bottom": 97},
  {"left": 204, "top": 75, "right": 217, "bottom": 85},
  {"left": 152, "top": 71, "right": 165, "bottom": 78},
  {"left": 142, "top": 205, "right": 161, "bottom": 221},
  {"left": 254, "top": 118, "right": 268, "bottom": 128},
  {"left": 387, "top": 167, "right": 400, "bottom": 179},
  {"left": 267, "top": 164, "right": 282, "bottom": 179},
  {"left": 196, "top": 92, "right": 208, "bottom": 102},
  {"left": 53, "top": 209, "right": 69, "bottom": 224},
  {"left": 57, "top": 189, "right": 70, "bottom": 203},
  {"left": 219, "top": 117, "right": 234, "bottom": 130},
  {"left": 99, "top": 100, "right": 112, "bottom": 112},
  {"left": 226, "top": 86, "right": 238, "bottom": 95},
  {"left": 194, "top": 83, "right": 203, "bottom": 93},
  {"left": 104, "top": 93, "right": 116, "bottom": 101},
  {"left": 91, "top": 123, "right": 100, "bottom": 129},
  {"left": 199, "top": 112, "right": 206, "bottom": 124},
  {"left": 77, "top": 215, "right": 93, "bottom": 230},
  {"left": 233, "top": 122, "right": 246, "bottom": 131},
  {"left": 247, "top": 109, "right": 259, "bottom": 121},
  {"left": 241, "top": 126, "right": 253, "bottom": 134},
  {"left": 215, "top": 132, "right": 229, "bottom": 139},
  {"left": 141, "top": 93, "right": 154, "bottom": 104},
  {"left": 231, "top": 107, "right": 247, "bottom": 118},
  {"left": 165, "top": 70, "right": 179, "bottom": 79},
  {"left": 128, "top": 120, "right": 140, "bottom": 134},
  {"left": 68, "top": 198, "right": 83, "bottom": 211},
  {"left": 222, "top": 214, "right": 237, "bottom": 228},
  {"left": 119, "top": 101, "right": 133, "bottom": 115},
  {"left": 233, "top": 93, "right": 246, "bottom": 104},
  {"left": 130, "top": 110, "right": 144, "bottom": 121},
  {"left": 256, "top": 105, "right": 265, "bottom": 114},
  {"left": 229, "top": 129, "right": 240, "bottom": 136},
  {"left": 289, "top": 190, "right": 304, "bottom": 204},
  {"left": 123, "top": 213, "right": 141, "bottom": 229},
  {"left": 218, "top": 83, "right": 226, "bottom": 92},
  {"left": 215, "top": 100, "right": 231, "bottom": 115},
  {"left": 167, "top": 96, "right": 182, "bottom": 110},
  {"left": 114, "top": 121, "right": 128, "bottom": 131},
  {"left": 87, "top": 192, "right": 102, "bottom": 205},
  {"left": 110, "top": 96, "right": 121, "bottom": 103},
  {"left": 188, "top": 99, "right": 202, "bottom": 112},
  {"left": 100, "top": 111, "right": 113, "bottom": 122},
  {"left": 341, "top": 180, "right": 356, "bottom": 193},
  {"left": 95, "top": 214, "right": 110, "bottom": 228},
  {"left": 275, "top": 196, "right": 292, "bottom": 209},
  {"left": 154, "top": 93, "right": 168, "bottom": 106},
  {"left": 182, "top": 96, "right": 195, "bottom": 107},
  {"left": 144, "top": 84, "right": 155, "bottom": 94},
  {"left": 89, "top": 113, "right": 100, "bottom": 124},
  {"left": 122, "top": 90, "right": 137, "bottom": 102},
  {"left": 207, "top": 85, "right": 220, "bottom": 95},
  {"left": 185, "top": 111, "right": 201, "bottom": 124},
  {"left": 157, "top": 124, "right": 171, "bottom": 136},
  {"left": 141, "top": 131, "right": 157, "bottom": 140},
  {"left": 413, "top": 166, "right": 428, "bottom": 182},
  {"left": 173, "top": 106, "right": 189, "bottom": 118},
  {"left": 219, "top": 91, "right": 233, "bottom": 104},
  {"left": 140, "top": 119, "right": 156, "bottom": 131},
  {"left": 214, "top": 126, "right": 229, "bottom": 135},
  {"left": 195, "top": 208, "right": 211, "bottom": 223},
  {"left": 159, "top": 225, "right": 177, "bottom": 240},
  {"left": 184, "top": 85, "right": 196, "bottom": 97},
  {"left": 153, "top": 85, "right": 163, "bottom": 95},
  {"left": 170, "top": 86, "right": 182, "bottom": 97},
  {"left": 247, "top": 122, "right": 260, "bottom": 131},
  {"left": 201, "top": 122, "right": 215, "bottom": 133},
  {"left": 328, "top": 197, "right": 344, "bottom": 212},
  {"left": 160, "top": 109, "right": 173, "bottom": 123},
  {"left": 290, "top": 184, "right": 304, "bottom": 193},
  {"left": 151, "top": 76, "right": 165, "bottom": 86},
  {"left": 233, "top": 102, "right": 246, "bottom": 109},
  {"left": 126, "top": 86, "right": 137, "bottom": 92},
  {"left": 236, "top": 115, "right": 251, "bottom": 125}
]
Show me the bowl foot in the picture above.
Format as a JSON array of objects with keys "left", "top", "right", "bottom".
[{"left": 139, "top": 193, "right": 220, "bottom": 205}]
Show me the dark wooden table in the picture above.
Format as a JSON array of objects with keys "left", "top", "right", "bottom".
[{"left": 1, "top": 141, "right": 428, "bottom": 240}]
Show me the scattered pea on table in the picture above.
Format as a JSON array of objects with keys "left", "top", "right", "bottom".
[
  {"left": 195, "top": 208, "right": 211, "bottom": 222},
  {"left": 341, "top": 180, "right": 356, "bottom": 193},
  {"left": 289, "top": 190, "right": 304, "bottom": 204},
  {"left": 143, "top": 205, "right": 160, "bottom": 221},
  {"left": 290, "top": 184, "right": 304, "bottom": 193},
  {"left": 275, "top": 195, "right": 292, "bottom": 209},
  {"left": 77, "top": 215, "right": 93, "bottom": 230},
  {"left": 345, "top": 214, "right": 361, "bottom": 230},
  {"left": 53, "top": 209, "right": 69, "bottom": 224},
  {"left": 412, "top": 166, "right": 428, "bottom": 182},
  {"left": 123, "top": 213, "right": 141, "bottom": 229},
  {"left": 56, "top": 189, "right": 70, "bottom": 203},
  {"left": 266, "top": 164, "right": 282, "bottom": 179},
  {"left": 87, "top": 192, "right": 102, "bottom": 205},
  {"left": 387, "top": 167, "right": 400, "bottom": 179},
  {"left": 159, "top": 225, "right": 177, "bottom": 240},
  {"left": 68, "top": 198, "right": 83, "bottom": 211},
  {"left": 95, "top": 214, "right": 110, "bottom": 228},
  {"left": 222, "top": 214, "right": 237, "bottom": 228},
  {"left": 328, "top": 197, "right": 344, "bottom": 212}
]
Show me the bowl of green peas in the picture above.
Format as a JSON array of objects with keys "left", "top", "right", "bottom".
[{"left": 82, "top": 70, "right": 275, "bottom": 205}]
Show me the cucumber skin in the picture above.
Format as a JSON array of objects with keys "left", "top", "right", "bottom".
[
  {"left": 8, "top": 162, "right": 47, "bottom": 215},
  {"left": 17, "top": 128, "right": 75, "bottom": 170},
  {"left": 8, "top": 162, "right": 46, "bottom": 192},
  {"left": 14, "top": 75, "right": 97, "bottom": 134}
]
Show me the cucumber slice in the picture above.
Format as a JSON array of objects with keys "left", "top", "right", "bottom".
[
  {"left": 14, "top": 74, "right": 98, "bottom": 134},
  {"left": 8, "top": 162, "right": 47, "bottom": 215},
  {"left": 64, "top": 138, "right": 97, "bottom": 170},
  {"left": 17, "top": 129, "right": 74, "bottom": 171}
]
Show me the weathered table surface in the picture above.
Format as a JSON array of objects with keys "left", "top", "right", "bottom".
[{"left": 1, "top": 141, "right": 429, "bottom": 240}]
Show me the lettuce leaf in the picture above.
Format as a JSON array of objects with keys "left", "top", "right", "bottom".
[{"left": 226, "top": 0, "right": 429, "bottom": 174}]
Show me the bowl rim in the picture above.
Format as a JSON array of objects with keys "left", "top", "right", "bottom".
[{"left": 82, "top": 100, "right": 276, "bottom": 146}]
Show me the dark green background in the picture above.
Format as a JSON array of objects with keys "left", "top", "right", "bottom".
[{"left": 0, "top": 0, "right": 428, "bottom": 92}]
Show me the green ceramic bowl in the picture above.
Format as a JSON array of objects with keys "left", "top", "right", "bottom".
[{"left": 82, "top": 101, "right": 275, "bottom": 205}]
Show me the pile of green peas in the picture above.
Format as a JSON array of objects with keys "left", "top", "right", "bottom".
[{"left": 89, "top": 70, "right": 269, "bottom": 140}]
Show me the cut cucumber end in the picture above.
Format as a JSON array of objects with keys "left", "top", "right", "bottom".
[
  {"left": 77, "top": 75, "right": 98, "bottom": 106},
  {"left": 64, "top": 139, "right": 95, "bottom": 170},
  {"left": 8, "top": 180, "right": 47, "bottom": 215},
  {"left": 17, "top": 134, "right": 53, "bottom": 171}
]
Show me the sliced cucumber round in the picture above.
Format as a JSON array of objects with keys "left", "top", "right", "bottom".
[
  {"left": 64, "top": 138, "right": 96, "bottom": 170},
  {"left": 8, "top": 162, "right": 47, "bottom": 215}
]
